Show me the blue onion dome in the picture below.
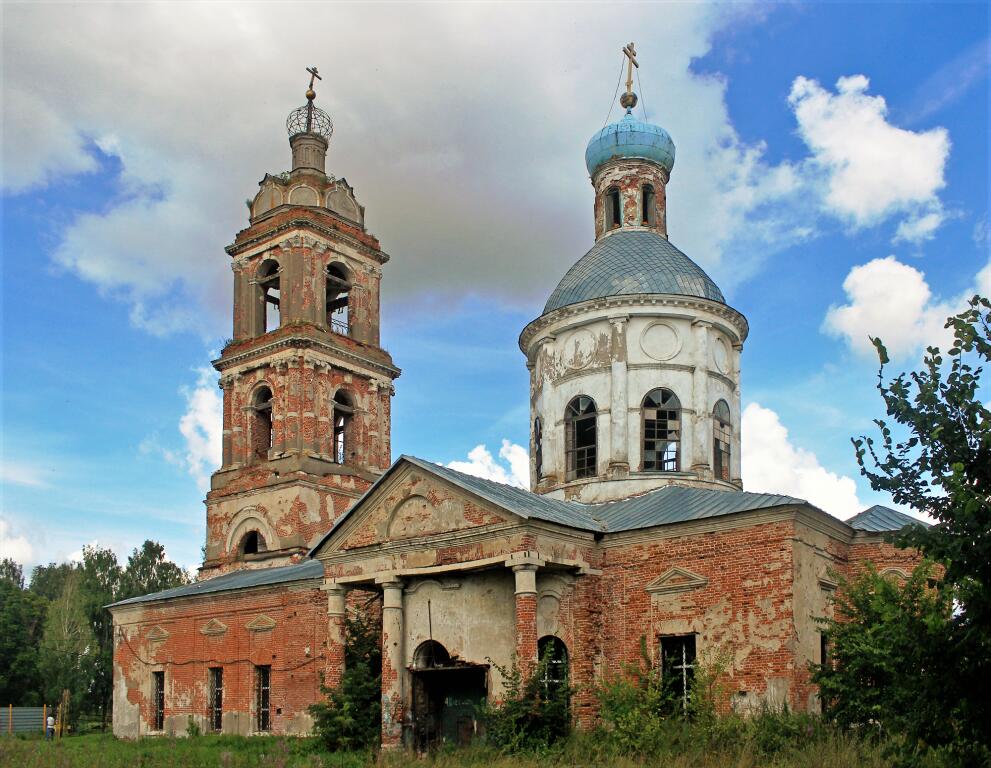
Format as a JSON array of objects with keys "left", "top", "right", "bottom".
[
  {"left": 543, "top": 230, "right": 723, "bottom": 315},
  {"left": 585, "top": 112, "right": 676, "bottom": 177}
]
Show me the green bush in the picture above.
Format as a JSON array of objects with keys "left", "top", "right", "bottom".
[
  {"left": 479, "top": 651, "right": 572, "bottom": 754},
  {"left": 309, "top": 604, "right": 382, "bottom": 752}
]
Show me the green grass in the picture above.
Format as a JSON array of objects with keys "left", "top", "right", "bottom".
[{"left": 0, "top": 731, "right": 896, "bottom": 768}]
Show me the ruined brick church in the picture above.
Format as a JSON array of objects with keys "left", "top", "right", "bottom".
[{"left": 110, "top": 61, "right": 922, "bottom": 745}]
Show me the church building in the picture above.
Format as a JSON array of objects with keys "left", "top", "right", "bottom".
[{"left": 109, "top": 58, "right": 923, "bottom": 746}]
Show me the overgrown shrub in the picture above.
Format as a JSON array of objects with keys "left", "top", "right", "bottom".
[
  {"left": 479, "top": 651, "right": 572, "bottom": 754},
  {"left": 309, "top": 604, "right": 382, "bottom": 752}
]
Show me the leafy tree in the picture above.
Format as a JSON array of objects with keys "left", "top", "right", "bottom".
[
  {"left": 77, "top": 545, "right": 123, "bottom": 727},
  {"left": 0, "top": 574, "right": 47, "bottom": 705},
  {"left": 847, "top": 295, "right": 991, "bottom": 763},
  {"left": 38, "top": 571, "right": 98, "bottom": 723},
  {"left": 120, "top": 540, "right": 189, "bottom": 599},
  {"left": 29, "top": 561, "right": 80, "bottom": 601},
  {"left": 0, "top": 557, "right": 24, "bottom": 588},
  {"left": 310, "top": 604, "right": 382, "bottom": 751}
]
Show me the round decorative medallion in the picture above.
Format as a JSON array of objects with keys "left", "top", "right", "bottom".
[
  {"left": 561, "top": 328, "right": 597, "bottom": 370},
  {"left": 712, "top": 336, "right": 730, "bottom": 374},
  {"left": 639, "top": 322, "right": 681, "bottom": 362}
]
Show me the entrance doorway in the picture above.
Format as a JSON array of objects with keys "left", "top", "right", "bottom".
[{"left": 410, "top": 640, "right": 487, "bottom": 750}]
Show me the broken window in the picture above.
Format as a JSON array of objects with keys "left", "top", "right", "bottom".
[
  {"left": 152, "top": 670, "right": 165, "bottom": 730},
  {"left": 240, "top": 530, "right": 267, "bottom": 557},
  {"left": 325, "top": 263, "right": 350, "bottom": 336},
  {"left": 538, "top": 636, "right": 569, "bottom": 695},
  {"left": 209, "top": 667, "right": 223, "bottom": 732},
  {"left": 660, "top": 634, "right": 696, "bottom": 714},
  {"left": 251, "top": 386, "right": 274, "bottom": 461},
  {"left": 605, "top": 187, "right": 622, "bottom": 229},
  {"left": 333, "top": 390, "right": 354, "bottom": 465},
  {"left": 642, "top": 184, "right": 656, "bottom": 226},
  {"left": 713, "top": 400, "right": 731, "bottom": 482},
  {"left": 565, "top": 396, "right": 597, "bottom": 480},
  {"left": 255, "top": 665, "right": 271, "bottom": 732},
  {"left": 643, "top": 388, "right": 680, "bottom": 471},
  {"left": 257, "top": 260, "right": 281, "bottom": 334},
  {"left": 534, "top": 417, "right": 543, "bottom": 479}
]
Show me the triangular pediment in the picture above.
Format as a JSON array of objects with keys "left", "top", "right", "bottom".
[
  {"left": 200, "top": 618, "right": 228, "bottom": 636},
  {"left": 312, "top": 459, "right": 520, "bottom": 555},
  {"left": 245, "top": 614, "right": 277, "bottom": 632},
  {"left": 645, "top": 567, "right": 708, "bottom": 595},
  {"left": 146, "top": 625, "right": 170, "bottom": 642}
]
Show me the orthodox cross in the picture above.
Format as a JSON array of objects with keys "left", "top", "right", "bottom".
[
  {"left": 622, "top": 43, "right": 638, "bottom": 97},
  {"left": 306, "top": 66, "right": 322, "bottom": 91}
]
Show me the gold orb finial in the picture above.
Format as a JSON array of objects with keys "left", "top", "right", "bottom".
[{"left": 306, "top": 88, "right": 316, "bottom": 101}]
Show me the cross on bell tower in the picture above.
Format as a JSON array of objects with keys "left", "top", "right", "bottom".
[{"left": 201, "top": 70, "right": 401, "bottom": 576}]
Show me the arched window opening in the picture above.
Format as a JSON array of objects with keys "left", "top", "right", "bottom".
[
  {"left": 538, "top": 636, "right": 569, "bottom": 694},
  {"left": 565, "top": 396, "right": 597, "bottom": 481},
  {"left": 643, "top": 388, "right": 681, "bottom": 471},
  {"left": 413, "top": 640, "right": 451, "bottom": 670},
  {"left": 333, "top": 390, "right": 354, "bottom": 465},
  {"left": 251, "top": 386, "right": 273, "bottom": 461},
  {"left": 240, "top": 530, "right": 267, "bottom": 556},
  {"left": 605, "top": 188, "right": 622, "bottom": 230},
  {"left": 713, "top": 400, "right": 732, "bottom": 482},
  {"left": 326, "top": 264, "right": 350, "bottom": 336},
  {"left": 258, "top": 260, "right": 281, "bottom": 333},
  {"left": 534, "top": 417, "right": 543, "bottom": 479},
  {"left": 642, "top": 184, "right": 656, "bottom": 226}
]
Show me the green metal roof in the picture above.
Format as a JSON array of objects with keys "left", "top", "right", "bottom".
[
  {"left": 543, "top": 230, "right": 724, "bottom": 315},
  {"left": 107, "top": 559, "right": 324, "bottom": 608},
  {"left": 846, "top": 505, "right": 928, "bottom": 533}
]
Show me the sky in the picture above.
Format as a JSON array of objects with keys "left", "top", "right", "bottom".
[{"left": 1, "top": 2, "right": 988, "bottom": 575}]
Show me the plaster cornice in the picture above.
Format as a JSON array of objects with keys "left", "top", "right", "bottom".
[
  {"left": 213, "top": 332, "right": 401, "bottom": 379},
  {"left": 227, "top": 211, "right": 390, "bottom": 264}
]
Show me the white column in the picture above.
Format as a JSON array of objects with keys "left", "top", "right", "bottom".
[
  {"left": 608, "top": 316, "right": 630, "bottom": 477},
  {"left": 380, "top": 578, "right": 405, "bottom": 748},
  {"left": 690, "top": 320, "right": 711, "bottom": 476}
]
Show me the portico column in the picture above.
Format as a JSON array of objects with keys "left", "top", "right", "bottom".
[
  {"left": 380, "top": 578, "right": 405, "bottom": 749},
  {"left": 322, "top": 583, "right": 347, "bottom": 689},
  {"left": 512, "top": 564, "right": 539, "bottom": 676},
  {"left": 608, "top": 316, "right": 630, "bottom": 477}
]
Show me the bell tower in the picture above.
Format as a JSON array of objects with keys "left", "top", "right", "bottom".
[{"left": 201, "top": 69, "right": 400, "bottom": 575}]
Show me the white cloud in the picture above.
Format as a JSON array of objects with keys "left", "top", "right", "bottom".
[
  {"left": 788, "top": 74, "right": 950, "bottom": 239},
  {"left": 823, "top": 256, "right": 990, "bottom": 359},
  {"left": 742, "top": 403, "right": 863, "bottom": 520},
  {"left": 0, "top": 518, "right": 34, "bottom": 564},
  {"left": 447, "top": 440, "right": 530, "bottom": 489},
  {"left": 178, "top": 368, "right": 223, "bottom": 493},
  {"left": 0, "top": 460, "right": 51, "bottom": 488}
]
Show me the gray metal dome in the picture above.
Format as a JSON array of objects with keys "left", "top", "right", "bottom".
[{"left": 543, "top": 230, "right": 725, "bottom": 314}]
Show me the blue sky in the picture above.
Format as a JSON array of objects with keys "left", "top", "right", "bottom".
[{"left": 2, "top": 2, "right": 988, "bottom": 572}]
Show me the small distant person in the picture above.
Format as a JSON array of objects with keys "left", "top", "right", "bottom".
[{"left": 46, "top": 714, "right": 55, "bottom": 741}]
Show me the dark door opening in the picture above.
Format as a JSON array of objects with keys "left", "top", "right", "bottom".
[{"left": 410, "top": 641, "right": 487, "bottom": 750}]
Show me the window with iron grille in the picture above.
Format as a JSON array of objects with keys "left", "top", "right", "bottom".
[
  {"left": 565, "top": 396, "right": 597, "bottom": 480},
  {"left": 643, "top": 389, "right": 681, "bottom": 471},
  {"left": 333, "top": 391, "right": 354, "bottom": 464},
  {"left": 255, "top": 665, "right": 271, "bottom": 732},
  {"left": 660, "top": 634, "right": 696, "bottom": 714},
  {"left": 325, "top": 263, "right": 350, "bottom": 336},
  {"left": 713, "top": 400, "right": 731, "bottom": 481},
  {"left": 209, "top": 667, "right": 223, "bottom": 732},
  {"left": 152, "top": 671, "right": 165, "bottom": 731},
  {"left": 538, "top": 636, "right": 569, "bottom": 695}
]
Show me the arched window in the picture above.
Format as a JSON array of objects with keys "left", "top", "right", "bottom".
[
  {"left": 643, "top": 388, "right": 680, "bottom": 471},
  {"left": 605, "top": 187, "right": 622, "bottom": 229},
  {"left": 413, "top": 640, "right": 451, "bottom": 670},
  {"left": 713, "top": 400, "right": 732, "bottom": 482},
  {"left": 642, "top": 184, "right": 656, "bottom": 226},
  {"left": 534, "top": 417, "right": 543, "bottom": 479},
  {"left": 333, "top": 390, "right": 354, "bottom": 465},
  {"left": 251, "top": 386, "right": 273, "bottom": 461},
  {"left": 326, "top": 264, "right": 350, "bottom": 336},
  {"left": 565, "top": 396, "right": 597, "bottom": 480},
  {"left": 257, "top": 260, "right": 281, "bottom": 334},
  {"left": 239, "top": 530, "right": 267, "bottom": 556},
  {"left": 538, "top": 636, "right": 569, "bottom": 693}
]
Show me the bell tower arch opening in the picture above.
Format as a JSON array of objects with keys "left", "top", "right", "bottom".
[{"left": 325, "top": 263, "right": 351, "bottom": 336}]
